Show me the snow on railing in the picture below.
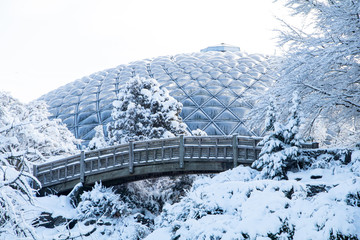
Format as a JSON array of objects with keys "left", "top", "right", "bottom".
[{"left": 33, "top": 135, "right": 318, "bottom": 193}]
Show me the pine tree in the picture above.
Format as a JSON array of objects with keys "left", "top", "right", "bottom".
[
  {"left": 107, "top": 76, "right": 187, "bottom": 144},
  {"left": 252, "top": 92, "right": 302, "bottom": 179}
]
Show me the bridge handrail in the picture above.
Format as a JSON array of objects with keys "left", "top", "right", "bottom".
[{"left": 33, "top": 135, "right": 318, "bottom": 191}]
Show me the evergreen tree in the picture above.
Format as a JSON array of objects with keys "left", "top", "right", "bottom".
[
  {"left": 107, "top": 76, "right": 187, "bottom": 144},
  {"left": 252, "top": 92, "right": 302, "bottom": 179}
]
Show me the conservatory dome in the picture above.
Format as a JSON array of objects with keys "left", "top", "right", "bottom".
[{"left": 39, "top": 45, "right": 273, "bottom": 144}]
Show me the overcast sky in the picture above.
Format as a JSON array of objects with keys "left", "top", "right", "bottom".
[{"left": 0, "top": 0, "right": 290, "bottom": 103}]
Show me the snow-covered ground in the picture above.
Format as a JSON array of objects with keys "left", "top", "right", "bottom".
[{"left": 4, "top": 149, "right": 357, "bottom": 240}]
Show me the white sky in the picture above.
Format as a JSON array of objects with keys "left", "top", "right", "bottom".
[{"left": 0, "top": 0, "right": 291, "bottom": 103}]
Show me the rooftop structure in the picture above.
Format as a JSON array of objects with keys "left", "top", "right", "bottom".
[{"left": 39, "top": 46, "right": 273, "bottom": 145}]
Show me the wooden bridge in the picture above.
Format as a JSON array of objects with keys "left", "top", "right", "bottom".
[{"left": 33, "top": 135, "right": 318, "bottom": 194}]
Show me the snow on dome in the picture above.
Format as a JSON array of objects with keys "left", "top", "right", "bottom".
[{"left": 39, "top": 49, "right": 273, "bottom": 144}]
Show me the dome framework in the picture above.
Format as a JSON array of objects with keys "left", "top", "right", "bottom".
[{"left": 39, "top": 47, "right": 272, "bottom": 144}]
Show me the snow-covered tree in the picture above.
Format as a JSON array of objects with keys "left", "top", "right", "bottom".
[
  {"left": 0, "top": 157, "right": 40, "bottom": 239},
  {"left": 0, "top": 92, "right": 79, "bottom": 169},
  {"left": 264, "top": 97, "right": 276, "bottom": 132},
  {"left": 252, "top": 93, "right": 302, "bottom": 179},
  {"left": 88, "top": 125, "right": 108, "bottom": 150},
  {"left": 77, "top": 182, "right": 128, "bottom": 220},
  {"left": 267, "top": 0, "right": 360, "bottom": 146},
  {"left": 107, "top": 76, "right": 187, "bottom": 144}
]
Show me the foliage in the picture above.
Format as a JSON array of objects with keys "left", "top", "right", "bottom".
[
  {"left": 250, "top": 0, "right": 360, "bottom": 146},
  {"left": 77, "top": 182, "right": 128, "bottom": 220},
  {"left": 0, "top": 160, "right": 40, "bottom": 239},
  {"left": 0, "top": 92, "right": 79, "bottom": 168},
  {"left": 252, "top": 92, "right": 302, "bottom": 179},
  {"left": 191, "top": 129, "right": 208, "bottom": 136},
  {"left": 107, "top": 76, "right": 187, "bottom": 144},
  {"left": 88, "top": 125, "right": 108, "bottom": 150}
]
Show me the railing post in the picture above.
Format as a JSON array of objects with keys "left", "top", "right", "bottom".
[
  {"left": 179, "top": 135, "right": 184, "bottom": 168},
  {"left": 80, "top": 150, "right": 85, "bottom": 184},
  {"left": 129, "top": 140, "right": 134, "bottom": 174},
  {"left": 232, "top": 134, "right": 238, "bottom": 168},
  {"left": 32, "top": 164, "right": 37, "bottom": 178}
]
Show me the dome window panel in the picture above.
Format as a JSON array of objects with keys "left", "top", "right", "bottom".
[
  {"left": 78, "top": 125, "right": 97, "bottom": 140},
  {"left": 216, "top": 90, "right": 237, "bottom": 106},
  {"left": 192, "top": 95, "right": 211, "bottom": 107},
  {"left": 209, "top": 70, "right": 222, "bottom": 79},
  {"left": 99, "top": 100, "right": 114, "bottom": 110},
  {"left": 203, "top": 124, "right": 224, "bottom": 135},
  {"left": 229, "top": 107, "right": 249, "bottom": 118},
  {"left": 215, "top": 122, "right": 239, "bottom": 135},
  {"left": 78, "top": 102, "right": 97, "bottom": 112},
  {"left": 201, "top": 65, "right": 213, "bottom": 73},
  {"left": 240, "top": 77, "right": 256, "bottom": 86},
  {"left": 100, "top": 110, "right": 112, "bottom": 122},
  {"left": 206, "top": 86, "right": 223, "bottom": 96},
  {"left": 229, "top": 99, "right": 252, "bottom": 108},
  {"left": 180, "top": 106, "right": 198, "bottom": 119},
  {"left": 187, "top": 110, "right": 210, "bottom": 121},
  {"left": 190, "top": 70, "right": 202, "bottom": 79},
  {"left": 59, "top": 105, "right": 76, "bottom": 115},
  {"left": 80, "top": 94, "right": 97, "bottom": 102},
  {"left": 182, "top": 98, "right": 197, "bottom": 107},
  {"left": 77, "top": 112, "right": 95, "bottom": 124},
  {"left": 80, "top": 114, "right": 99, "bottom": 125},
  {"left": 83, "top": 86, "right": 99, "bottom": 94},
  {"left": 219, "top": 65, "right": 231, "bottom": 73},
  {"left": 65, "top": 96, "right": 79, "bottom": 105},
  {"left": 49, "top": 98, "right": 64, "bottom": 108},
  {"left": 69, "top": 89, "right": 83, "bottom": 97},
  {"left": 157, "top": 75, "right": 172, "bottom": 82},
  {"left": 168, "top": 89, "right": 185, "bottom": 99},
  {"left": 99, "top": 85, "right": 116, "bottom": 93},
  {"left": 203, "top": 98, "right": 223, "bottom": 107},
  {"left": 185, "top": 121, "right": 209, "bottom": 132},
  {"left": 233, "top": 124, "right": 253, "bottom": 136},
  {"left": 62, "top": 115, "right": 75, "bottom": 127},
  {"left": 214, "top": 110, "right": 238, "bottom": 122},
  {"left": 202, "top": 107, "right": 223, "bottom": 119},
  {"left": 229, "top": 70, "right": 241, "bottom": 79}
]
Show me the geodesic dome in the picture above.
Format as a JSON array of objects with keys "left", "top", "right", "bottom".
[{"left": 39, "top": 45, "right": 273, "bottom": 144}]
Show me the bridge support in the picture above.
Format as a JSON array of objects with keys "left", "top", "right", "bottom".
[
  {"left": 80, "top": 151, "right": 85, "bottom": 184},
  {"left": 232, "top": 134, "right": 238, "bottom": 168},
  {"left": 179, "top": 135, "right": 184, "bottom": 168},
  {"left": 129, "top": 140, "right": 134, "bottom": 174}
]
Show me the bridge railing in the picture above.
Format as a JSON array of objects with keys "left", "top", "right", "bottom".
[{"left": 33, "top": 135, "right": 317, "bottom": 190}]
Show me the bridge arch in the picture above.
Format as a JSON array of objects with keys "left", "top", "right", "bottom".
[{"left": 34, "top": 135, "right": 318, "bottom": 194}]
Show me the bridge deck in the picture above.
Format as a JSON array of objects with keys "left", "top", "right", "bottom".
[{"left": 33, "top": 135, "right": 318, "bottom": 194}]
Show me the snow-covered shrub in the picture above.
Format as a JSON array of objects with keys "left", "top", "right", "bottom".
[
  {"left": 191, "top": 129, "right": 207, "bottom": 136},
  {"left": 77, "top": 182, "right": 128, "bottom": 220},
  {"left": 116, "top": 176, "right": 195, "bottom": 215},
  {"left": 252, "top": 92, "right": 304, "bottom": 180},
  {"left": 74, "top": 182, "right": 152, "bottom": 240},
  {"left": 151, "top": 163, "right": 360, "bottom": 240},
  {"left": 0, "top": 162, "right": 40, "bottom": 239},
  {"left": 107, "top": 76, "right": 187, "bottom": 144},
  {"left": 0, "top": 92, "right": 79, "bottom": 168},
  {"left": 88, "top": 125, "right": 108, "bottom": 150}
]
